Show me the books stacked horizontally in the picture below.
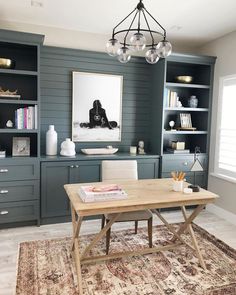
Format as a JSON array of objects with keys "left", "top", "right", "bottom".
[
  {"left": 79, "top": 184, "right": 127, "bottom": 203},
  {"left": 166, "top": 148, "right": 190, "bottom": 154},
  {"left": 15, "top": 106, "right": 38, "bottom": 129}
]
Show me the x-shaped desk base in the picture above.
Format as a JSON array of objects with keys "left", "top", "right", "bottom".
[{"left": 70, "top": 203, "right": 206, "bottom": 295}]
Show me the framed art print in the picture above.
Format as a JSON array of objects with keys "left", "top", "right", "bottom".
[
  {"left": 12, "top": 137, "right": 30, "bottom": 156},
  {"left": 72, "top": 71, "right": 123, "bottom": 142}
]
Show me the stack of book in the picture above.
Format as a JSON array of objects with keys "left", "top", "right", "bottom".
[
  {"left": 166, "top": 148, "right": 190, "bottom": 154},
  {"left": 164, "top": 89, "right": 180, "bottom": 107},
  {"left": 15, "top": 106, "right": 38, "bottom": 129},
  {"left": 79, "top": 184, "right": 127, "bottom": 203}
]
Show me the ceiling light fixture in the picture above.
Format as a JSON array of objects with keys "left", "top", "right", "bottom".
[{"left": 106, "top": 0, "right": 172, "bottom": 64}]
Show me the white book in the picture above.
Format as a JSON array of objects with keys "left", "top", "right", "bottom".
[
  {"left": 28, "top": 106, "right": 35, "bottom": 129},
  {"left": 79, "top": 185, "right": 127, "bottom": 203},
  {"left": 34, "top": 105, "right": 38, "bottom": 129}
]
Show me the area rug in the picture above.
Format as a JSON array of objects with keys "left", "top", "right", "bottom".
[{"left": 16, "top": 223, "right": 236, "bottom": 295}]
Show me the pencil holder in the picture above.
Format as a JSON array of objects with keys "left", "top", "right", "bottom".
[{"left": 173, "top": 180, "right": 183, "bottom": 192}]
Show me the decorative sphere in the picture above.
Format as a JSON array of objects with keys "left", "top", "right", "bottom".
[
  {"left": 106, "top": 38, "right": 120, "bottom": 57},
  {"left": 145, "top": 47, "right": 159, "bottom": 64},
  {"left": 156, "top": 40, "right": 172, "bottom": 58},
  {"left": 117, "top": 46, "right": 131, "bottom": 63},
  {"left": 130, "top": 32, "right": 146, "bottom": 51}
]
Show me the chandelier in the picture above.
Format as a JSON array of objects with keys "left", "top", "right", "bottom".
[{"left": 106, "top": 0, "right": 172, "bottom": 64}]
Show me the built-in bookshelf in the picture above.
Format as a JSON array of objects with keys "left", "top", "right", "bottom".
[{"left": 0, "top": 35, "right": 43, "bottom": 157}]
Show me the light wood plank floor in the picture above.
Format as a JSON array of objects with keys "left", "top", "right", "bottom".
[{"left": 0, "top": 209, "right": 236, "bottom": 295}]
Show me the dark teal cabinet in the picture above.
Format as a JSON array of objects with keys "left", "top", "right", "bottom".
[
  {"left": 41, "top": 160, "right": 101, "bottom": 219},
  {"left": 161, "top": 154, "right": 207, "bottom": 188},
  {"left": 40, "top": 155, "right": 159, "bottom": 223},
  {"left": 0, "top": 159, "right": 40, "bottom": 226}
]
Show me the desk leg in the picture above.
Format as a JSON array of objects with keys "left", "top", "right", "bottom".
[
  {"left": 181, "top": 206, "right": 206, "bottom": 270},
  {"left": 171, "top": 204, "right": 205, "bottom": 242},
  {"left": 70, "top": 202, "right": 84, "bottom": 295}
]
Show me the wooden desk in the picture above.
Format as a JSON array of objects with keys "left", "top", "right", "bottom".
[{"left": 64, "top": 178, "right": 218, "bottom": 295}]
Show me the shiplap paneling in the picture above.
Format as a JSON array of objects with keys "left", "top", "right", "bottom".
[{"left": 40, "top": 46, "right": 152, "bottom": 153}]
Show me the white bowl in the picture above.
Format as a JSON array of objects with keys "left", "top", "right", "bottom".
[{"left": 81, "top": 148, "right": 118, "bottom": 155}]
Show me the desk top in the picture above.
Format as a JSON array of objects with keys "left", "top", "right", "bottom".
[{"left": 64, "top": 179, "right": 219, "bottom": 217}]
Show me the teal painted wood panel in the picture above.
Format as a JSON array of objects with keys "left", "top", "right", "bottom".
[{"left": 40, "top": 46, "right": 152, "bottom": 154}]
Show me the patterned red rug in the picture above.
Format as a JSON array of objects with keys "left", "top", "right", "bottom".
[{"left": 16, "top": 223, "right": 236, "bottom": 295}]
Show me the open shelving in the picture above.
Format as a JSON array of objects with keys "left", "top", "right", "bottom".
[{"left": 0, "top": 37, "right": 41, "bottom": 157}]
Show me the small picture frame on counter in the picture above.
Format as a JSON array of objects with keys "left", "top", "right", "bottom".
[{"left": 12, "top": 137, "right": 30, "bottom": 156}]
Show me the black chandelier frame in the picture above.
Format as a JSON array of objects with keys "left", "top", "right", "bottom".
[{"left": 111, "top": 0, "right": 167, "bottom": 48}]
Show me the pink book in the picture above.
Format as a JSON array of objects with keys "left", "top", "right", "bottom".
[{"left": 24, "top": 107, "right": 28, "bottom": 129}]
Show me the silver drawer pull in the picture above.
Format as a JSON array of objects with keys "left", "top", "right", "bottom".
[
  {"left": 70, "top": 165, "right": 74, "bottom": 168},
  {"left": 0, "top": 169, "right": 8, "bottom": 173},
  {"left": 75, "top": 165, "right": 79, "bottom": 168},
  {"left": 0, "top": 190, "right": 8, "bottom": 194},
  {"left": 183, "top": 162, "right": 188, "bottom": 166},
  {"left": 0, "top": 210, "right": 9, "bottom": 215}
]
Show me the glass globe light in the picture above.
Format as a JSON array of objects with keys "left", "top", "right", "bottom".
[
  {"left": 106, "top": 38, "right": 120, "bottom": 57},
  {"left": 130, "top": 32, "right": 146, "bottom": 51},
  {"left": 145, "top": 47, "right": 159, "bottom": 64},
  {"left": 117, "top": 46, "right": 131, "bottom": 63},
  {"left": 156, "top": 40, "right": 172, "bottom": 58}
]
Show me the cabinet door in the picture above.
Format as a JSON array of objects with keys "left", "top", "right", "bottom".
[
  {"left": 70, "top": 161, "right": 101, "bottom": 183},
  {"left": 41, "top": 161, "right": 73, "bottom": 218},
  {"left": 137, "top": 159, "right": 159, "bottom": 179}
]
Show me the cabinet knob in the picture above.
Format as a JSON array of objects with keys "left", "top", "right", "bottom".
[
  {"left": 75, "top": 165, "right": 79, "bottom": 168},
  {"left": 183, "top": 162, "right": 188, "bottom": 166},
  {"left": 0, "top": 169, "right": 8, "bottom": 173},
  {"left": 0, "top": 210, "right": 8, "bottom": 215},
  {"left": 70, "top": 165, "right": 74, "bottom": 168},
  {"left": 0, "top": 190, "right": 8, "bottom": 194}
]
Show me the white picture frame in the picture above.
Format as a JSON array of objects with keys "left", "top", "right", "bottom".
[
  {"left": 72, "top": 71, "right": 123, "bottom": 142},
  {"left": 12, "top": 137, "right": 30, "bottom": 156}
]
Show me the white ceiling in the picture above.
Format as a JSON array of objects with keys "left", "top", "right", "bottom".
[{"left": 0, "top": 0, "right": 236, "bottom": 48}]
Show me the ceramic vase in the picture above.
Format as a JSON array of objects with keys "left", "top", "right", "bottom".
[
  {"left": 46, "top": 125, "right": 57, "bottom": 155},
  {"left": 60, "top": 138, "right": 76, "bottom": 156}
]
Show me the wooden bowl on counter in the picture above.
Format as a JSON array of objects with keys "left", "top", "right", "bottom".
[{"left": 175, "top": 75, "right": 193, "bottom": 83}]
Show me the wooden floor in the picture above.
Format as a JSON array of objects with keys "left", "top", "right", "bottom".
[{"left": 0, "top": 209, "right": 236, "bottom": 295}]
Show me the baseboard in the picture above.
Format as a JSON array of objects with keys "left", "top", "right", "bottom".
[{"left": 206, "top": 204, "right": 236, "bottom": 226}]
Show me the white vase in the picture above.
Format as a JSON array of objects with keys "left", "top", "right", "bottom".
[
  {"left": 46, "top": 125, "right": 58, "bottom": 156},
  {"left": 60, "top": 138, "right": 76, "bottom": 156}
]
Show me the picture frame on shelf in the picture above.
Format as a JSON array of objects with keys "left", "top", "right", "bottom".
[
  {"left": 72, "top": 71, "right": 123, "bottom": 142},
  {"left": 12, "top": 137, "right": 30, "bottom": 156}
]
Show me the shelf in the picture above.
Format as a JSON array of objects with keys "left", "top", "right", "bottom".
[
  {"left": 0, "top": 129, "right": 38, "bottom": 133},
  {"left": 164, "top": 130, "right": 208, "bottom": 135},
  {"left": 166, "top": 82, "right": 210, "bottom": 89},
  {"left": 0, "top": 99, "right": 38, "bottom": 105},
  {"left": 0, "top": 69, "right": 38, "bottom": 76},
  {"left": 164, "top": 107, "right": 209, "bottom": 112}
]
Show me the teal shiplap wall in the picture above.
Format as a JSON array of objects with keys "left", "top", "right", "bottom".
[{"left": 40, "top": 46, "right": 152, "bottom": 153}]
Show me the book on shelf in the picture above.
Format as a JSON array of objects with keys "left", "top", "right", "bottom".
[
  {"left": 165, "top": 89, "right": 180, "bottom": 108},
  {"left": 78, "top": 184, "right": 127, "bottom": 203},
  {"left": 166, "top": 148, "right": 190, "bottom": 154},
  {"left": 15, "top": 106, "right": 37, "bottom": 129}
]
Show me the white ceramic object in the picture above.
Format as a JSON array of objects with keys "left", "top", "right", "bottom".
[
  {"left": 183, "top": 187, "right": 193, "bottom": 194},
  {"left": 46, "top": 125, "right": 57, "bottom": 156},
  {"left": 81, "top": 148, "right": 118, "bottom": 155},
  {"left": 129, "top": 146, "right": 137, "bottom": 155},
  {"left": 173, "top": 180, "right": 184, "bottom": 192},
  {"left": 60, "top": 138, "right": 76, "bottom": 156}
]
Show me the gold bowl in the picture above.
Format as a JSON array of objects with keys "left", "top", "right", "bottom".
[
  {"left": 0, "top": 58, "right": 14, "bottom": 69},
  {"left": 176, "top": 75, "right": 193, "bottom": 83}
]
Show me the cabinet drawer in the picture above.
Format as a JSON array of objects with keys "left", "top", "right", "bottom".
[
  {"left": 162, "top": 155, "right": 207, "bottom": 173},
  {"left": 0, "top": 160, "right": 39, "bottom": 181},
  {"left": 0, "top": 180, "right": 39, "bottom": 203},
  {"left": 0, "top": 201, "right": 39, "bottom": 224}
]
